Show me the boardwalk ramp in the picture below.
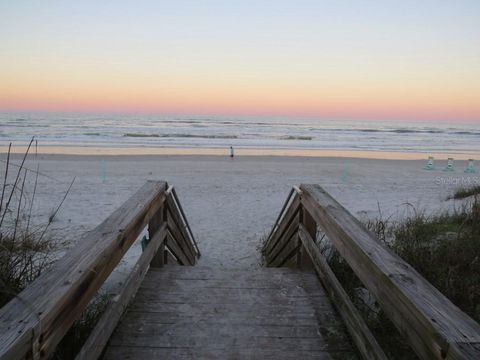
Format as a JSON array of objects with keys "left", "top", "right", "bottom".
[
  {"left": 104, "top": 266, "right": 357, "bottom": 359},
  {"left": 1, "top": 181, "right": 479, "bottom": 360}
]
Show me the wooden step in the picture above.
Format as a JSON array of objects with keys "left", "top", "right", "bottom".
[{"left": 104, "top": 266, "right": 358, "bottom": 359}]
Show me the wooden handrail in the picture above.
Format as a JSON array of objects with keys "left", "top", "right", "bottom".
[
  {"left": 0, "top": 180, "right": 199, "bottom": 360},
  {"left": 266, "top": 187, "right": 296, "bottom": 242},
  {"left": 263, "top": 184, "right": 480, "bottom": 360},
  {"left": 164, "top": 189, "right": 197, "bottom": 265},
  {"left": 171, "top": 186, "right": 200, "bottom": 257},
  {"left": 75, "top": 222, "right": 168, "bottom": 360}
]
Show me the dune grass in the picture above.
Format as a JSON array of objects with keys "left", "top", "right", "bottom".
[
  {"left": 320, "top": 198, "right": 480, "bottom": 359},
  {"left": 0, "top": 140, "right": 107, "bottom": 359},
  {"left": 451, "top": 185, "right": 480, "bottom": 200},
  {"left": 54, "top": 293, "right": 111, "bottom": 359}
]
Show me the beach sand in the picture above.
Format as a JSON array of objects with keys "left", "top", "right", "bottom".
[{"left": 5, "top": 154, "right": 475, "bottom": 269}]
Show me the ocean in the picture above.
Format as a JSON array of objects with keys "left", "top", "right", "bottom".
[{"left": 1, "top": 113, "right": 479, "bottom": 156}]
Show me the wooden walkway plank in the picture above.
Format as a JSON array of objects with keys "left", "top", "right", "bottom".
[
  {"left": 105, "top": 345, "right": 358, "bottom": 360},
  {"left": 104, "top": 266, "right": 358, "bottom": 359}
]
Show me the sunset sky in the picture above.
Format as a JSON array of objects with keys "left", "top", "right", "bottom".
[{"left": 0, "top": 0, "right": 479, "bottom": 122}]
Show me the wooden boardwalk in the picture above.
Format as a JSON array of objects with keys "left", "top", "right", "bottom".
[
  {"left": 104, "top": 266, "right": 358, "bottom": 359},
  {"left": 2, "top": 181, "right": 479, "bottom": 360}
]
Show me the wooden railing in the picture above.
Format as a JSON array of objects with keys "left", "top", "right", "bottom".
[
  {"left": 0, "top": 180, "right": 199, "bottom": 360},
  {"left": 263, "top": 184, "right": 480, "bottom": 360}
]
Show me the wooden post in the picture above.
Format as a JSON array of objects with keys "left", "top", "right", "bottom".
[
  {"left": 300, "top": 184, "right": 480, "bottom": 359},
  {"left": 149, "top": 204, "right": 167, "bottom": 267},
  {"left": 297, "top": 206, "right": 315, "bottom": 270}
]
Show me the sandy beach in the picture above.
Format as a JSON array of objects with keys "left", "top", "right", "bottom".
[
  {"left": 2, "top": 2, "right": 480, "bottom": 358},
  {"left": 5, "top": 153, "right": 475, "bottom": 268}
]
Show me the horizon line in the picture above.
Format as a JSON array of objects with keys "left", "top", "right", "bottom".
[{"left": 1, "top": 108, "right": 479, "bottom": 124}]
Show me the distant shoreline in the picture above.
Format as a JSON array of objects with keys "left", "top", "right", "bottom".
[{"left": 0, "top": 144, "right": 478, "bottom": 160}]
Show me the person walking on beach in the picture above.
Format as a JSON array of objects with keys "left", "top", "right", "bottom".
[{"left": 230, "top": 146, "right": 234, "bottom": 158}]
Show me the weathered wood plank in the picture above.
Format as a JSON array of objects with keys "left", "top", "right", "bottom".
[
  {"left": 265, "top": 187, "right": 295, "bottom": 242},
  {"left": 132, "top": 290, "right": 325, "bottom": 306},
  {"left": 300, "top": 184, "right": 480, "bottom": 360},
  {"left": 165, "top": 232, "right": 190, "bottom": 266},
  {"left": 165, "top": 193, "right": 196, "bottom": 263},
  {"left": 104, "top": 266, "right": 358, "bottom": 360},
  {"left": 105, "top": 344, "right": 358, "bottom": 360},
  {"left": 147, "top": 265, "right": 314, "bottom": 278},
  {"left": 0, "top": 181, "right": 167, "bottom": 360},
  {"left": 104, "top": 345, "right": 358, "bottom": 360},
  {"left": 264, "top": 194, "right": 301, "bottom": 256},
  {"left": 297, "top": 206, "right": 315, "bottom": 270},
  {"left": 164, "top": 247, "right": 177, "bottom": 265},
  {"left": 127, "top": 301, "right": 332, "bottom": 316},
  {"left": 167, "top": 207, "right": 195, "bottom": 263},
  {"left": 267, "top": 214, "right": 300, "bottom": 266},
  {"left": 137, "top": 276, "right": 321, "bottom": 290},
  {"left": 75, "top": 222, "right": 167, "bottom": 360},
  {"left": 120, "top": 310, "right": 320, "bottom": 326},
  {"left": 298, "top": 224, "right": 388, "bottom": 360},
  {"left": 167, "top": 215, "right": 195, "bottom": 265},
  {"left": 268, "top": 229, "right": 299, "bottom": 267},
  {"left": 171, "top": 186, "right": 200, "bottom": 257},
  {"left": 149, "top": 204, "right": 166, "bottom": 268},
  {"left": 110, "top": 323, "right": 324, "bottom": 346}
]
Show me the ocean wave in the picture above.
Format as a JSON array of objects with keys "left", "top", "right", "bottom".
[
  {"left": 170, "top": 119, "right": 201, "bottom": 124},
  {"left": 321, "top": 128, "right": 447, "bottom": 135},
  {"left": 123, "top": 133, "right": 160, "bottom": 138},
  {"left": 454, "top": 131, "right": 480, "bottom": 136},
  {"left": 123, "top": 133, "right": 238, "bottom": 139},
  {"left": 387, "top": 129, "right": 445, "bottom": 134},
  {"left": 359, "top": 129, "right": 381, "bottom": 133},
  {"left": 421, "top": 129, "right": 444, "bottom": 134},
  {"left": 161, "top": 133, "right": 238, "bottom": 139},
  {"left": 390, "top": 129, "right": 416, "bottom": 133},
  {"left": 280, "top": 135, "right": 313, "bottom": 140},
  {"left": 3, "top": 124, "right": 51, "bottom": 128}
]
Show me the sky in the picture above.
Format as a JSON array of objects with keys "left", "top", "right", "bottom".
[{"left": 0, "top": 0, "right": 479, "bottom": 122}]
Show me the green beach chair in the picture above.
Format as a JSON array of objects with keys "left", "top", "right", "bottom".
[
  {"left": 465, "top": 159, "right": 476, "bottom": 174},
  {"left": 423, "top": 156, "right": 435, "bottom": 170},
  {"left": 443, "top": 158, "right": 455, "bottom": 172}
]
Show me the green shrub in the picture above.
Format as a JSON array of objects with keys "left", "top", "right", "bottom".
[
  {"left": 450, "top": 185, "right": 480, "bottom": 200},
  {"left": 321, "top": 198, "right": 479, "bottom": 359}
]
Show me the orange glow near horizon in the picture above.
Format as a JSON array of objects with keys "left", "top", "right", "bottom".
[
  {"left": 2, "top": 81, "right": 479, "bottom": 122},
  {"left": 1, "top": 1, "right": 479, "bottom": 122}
]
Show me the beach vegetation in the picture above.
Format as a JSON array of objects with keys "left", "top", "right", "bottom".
[
  {"left": 0, "top": 140, "right": 106, "bottom": 359},
  {"left": 321, "top": 197, "right": 480, "bottom": 359},
  {"left": 258, "top": 232, "right": 269, "bottom": 266},
  {"left": 450, "top": 185, "right": 480, "bottom": 200},
  {"left": 54, "top": 292, "right": 111, "bottom": 358}
]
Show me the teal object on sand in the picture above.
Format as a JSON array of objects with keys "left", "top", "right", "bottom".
[
  {"left": 465, "top": 159, "right": 476, "bottom": 174},
  {"left": 443, "top": 158, "right": 455, "bottom": 172},
  {"left": 423, "top": 156, "right": 435, "bottom": 170}
]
